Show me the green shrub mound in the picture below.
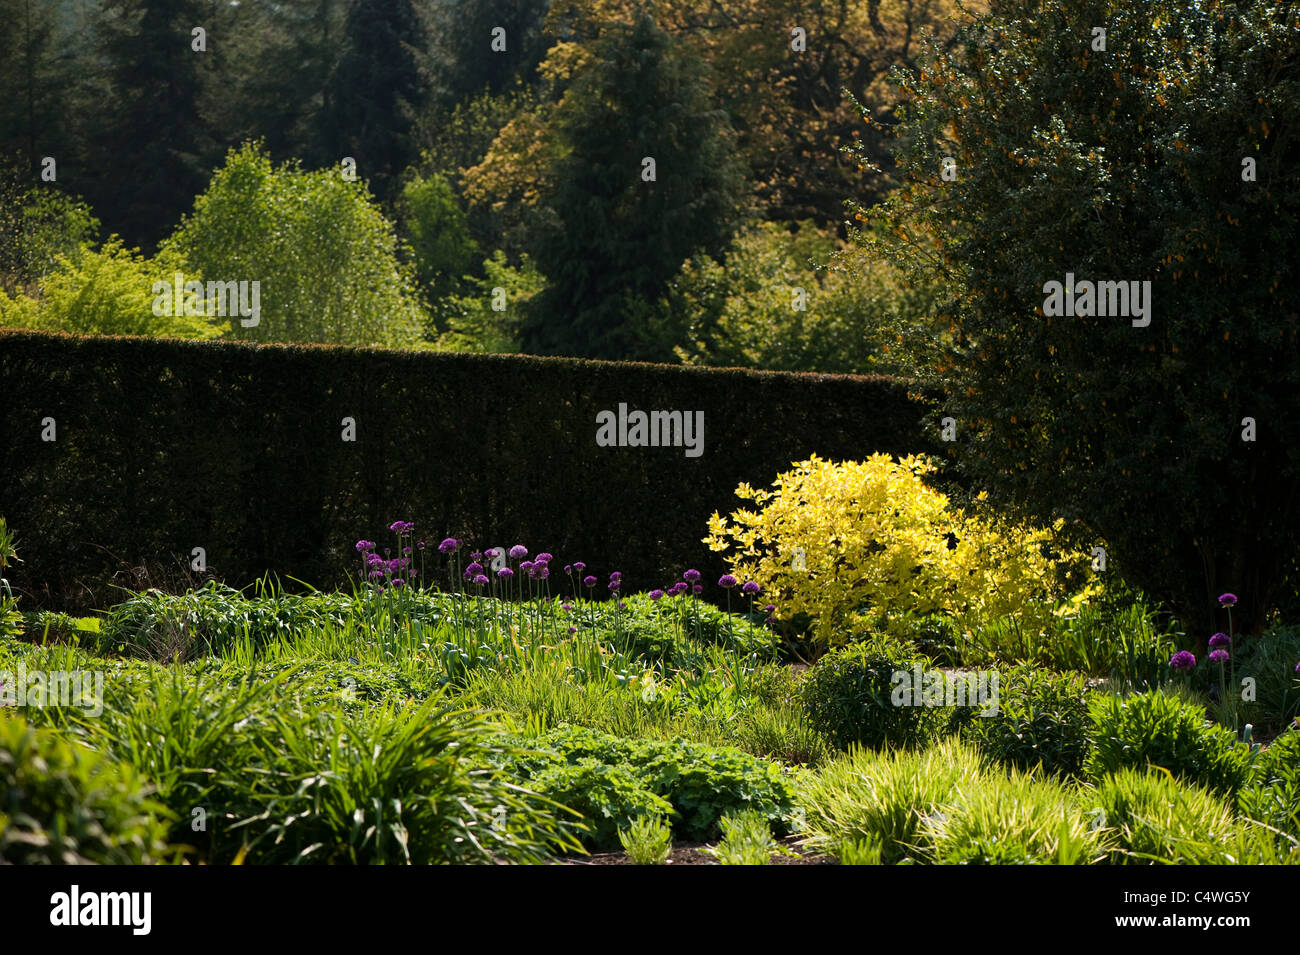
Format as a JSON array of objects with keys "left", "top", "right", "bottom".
[
  {"left": 1090, "top": 767, "right": 1241, "bottom": 865},
  {"left": 0, "top": 713, "right": 174, "bottom": 864},
  {"left": 512, "top": 725, "right": 797, "bottom": 849},
  {"left": 1085, "top": 690, "right": 1253, "bottom": 798},
  {"left": 799, "top": 633, "right": 946, "bottom": 751},
  {"left": 963, "top": 665, "right": 1093, "bottom": 777},
  {"left": 1237, "top": 726, "right": 1300, "bottom": 843}
]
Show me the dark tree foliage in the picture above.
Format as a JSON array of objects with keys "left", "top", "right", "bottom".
[
  {"left": 858, "top": 0, "right": 1300, "bottom": 636},
  {"left": 91, "top": 0, "right": 215, "bottom": 250},
  {"left": 522, "top": 9, "right": 748, "bottom": 360},
  {"left": 316, "top": 0, "right": 431, "bottom": 201},
  {"left": 425, "top": 0, "right": 552, "bottom": 107}
]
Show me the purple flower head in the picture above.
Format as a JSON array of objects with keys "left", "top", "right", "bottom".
[
  {"left": 618, "top": 601, "right": 626, "bottom": 610},
  {"left": 509, "top": 545, "right": 528, "bottom": 561},
  {"left": 573, "top": 561, "right": 587, "bottom": 573},
  {"left": 671, "top": 582, "right": 688, "bottom": 596},
  {"left": 417, "top": 541, "right": 426, "bottom": 550},
  {"left": 520, "top": 561, "right": 534, "bottom": 574},
  {"left": 583, "top": 576, "right": 597, "bottom": 588},
  {"left": 1218, "top": 593, "right": 1238, "bottom": 608},
  {"left": 409, "top": 568, "right": 418, "bottom": 577},
  {"left": 390, "top": 521, "right": 414, "bottom": 536},
  {"left": 473, "top": 574, "right": 489, "bottom": 587},
  {"left": 718, "top": 574, "right": 738, "bottom": 589},
  {"left": 742, "top": 581, "right": 761, "bottom": 596},
  {"left": 439, "top": 537, "right": 459, "bottom": 554},
  {"left": 355, "top": 540, "right": 376, "bottom": 553},
  {"left": 568, "top": 626, "right": 578, "bottom": 634},
  {"left": 1170, "top": 650, "right": 1197, "bottom": 672},
  {"left": 402, "top": 547, "right": 412, "bottom": 555},
  {"left": 1209, "top": 632, "right": 1231, "bottom": 649},
  {"left": 391, "top": 579, "right": 405, "bottom": 588},
  {"left": 383, "top": 548, "right": 391, "bottom": 556},
  {"left": 470, "top": 551, "right": 483, "bottom": 562},
  {"left": 608, "top": 580, "right": 621, "bottom": 591},
  {"left": 536, "top": 553, "right": 553, "bottom": 563},
  {"left": 464, "top": 561, "right": 484, "bottom": 576},
  {"left": 692, "top": 584, "right": 703, "bottom": 595},
  {"left": 366, "top": 553, "right": 383, "bottom": 568},
  {"left": 536, "top": 565, "right": 550, "bottom": 580},
  {"left": 649, "top": 589, "right": 665, "bottom": 601},
  {"left": 564, "top": 564, "right": 572, "bottom": 575},
  {"left": 368, "top": 569, "right": 383, "bottom": 580},
  {"left": 609, "top": 571, "right": 622, "bottom": 581},
  {"left": 484, "top": 548, "right": 500, "bottom": 560},
  {"left": 683, "top": 569, "right": 702, "bottom": 583},
  {"left": 1294, "top": 659, "right": 1300, "bottom": 674},
  {"left": 763, "top": 604, "right": 776, "bottom": 614},
  {"left": 1209, "top": 649, "right": 1230, "bottom": 665},
  {"left": 497, "top": 567, "right": 514, "bottom": 581},
  {"left": 561, "top": 603, "right": 574, "bottom": 612}
]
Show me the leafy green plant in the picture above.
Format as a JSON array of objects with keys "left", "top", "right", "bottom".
[
  {"left": 534, "top": 760, "right": 673, "bottom": 851},
  {"left": 799, "top": 633, "right": 946, "bottom": 751},
  {"left": 706, "top": 809, "right": 776, "bottom": 865},
  {"left": 836, "top": 835, "right": 884, "bottom": 865},
  {"left": 1237, "top": 726, "right": 1300, "bottom": 843},
  {"left": 0, "top": 517, "right": 20, "bottom": 639},
  {"left": 1085, "top": 690, "right": 1254, "bottom": 798},
  {"left": 797, "top": 738, "right": 987, "bottom": 864},
  {"left": 1090, "top": 767, "right": 1241, "bottom": 865},
  {"left": 0, "top": 713, "right": 174, "bottom": 864},
  {"left": 618, "top": 813, "right": 673, "bottom": 865},
  {"left": 963, "top": 665, "right": 1093, "bottom": 777},
  {"left": 922, "top": 767, "right": 1103, "bottom": 865}
]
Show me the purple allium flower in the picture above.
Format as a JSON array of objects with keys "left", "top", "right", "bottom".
[
  {"left": 536, "top": 553, "right": 553, "bottom": 563},
  {"left": 355, "top": 540, "right": 376, "bottom": 553},
  {"left": 1209, "top": 632, "right": 1231, "bottom": 649},
  {"left": 671, "top": 582, "right": 688, "bottom": 596},
  {"left": 473, "top": 574, "right": 489, "bottom": 587},
  {"left": 497, "top": 568, "right": 514, "bottom": 580},
  {"left": 484, "top": 548, "right": 500, "bottom": 559},
  {"left": 568, "top": 626, "right": 578, "bottom": 634},
  {"left": 1294, "top": 659, "right": 1300, "bottom": 673},
  {"left": 1209, "top": 649, "right": 1230, "bottom": 665},
  {"left": 402, "top": 546, "right": 412, "bottom": 555},
  {"left": 742, "top": 581, "right": 761, "bottom": 596},
  {"left": 583, "top": 576, "right": 597, "bottom": 588},
  {"left": 464, "top": 561, "right": 484, "bottom": 576},
  {"left": 391, "top": 579, "right": 405, "bottom": 588},
  {"left": 563, "top": 564, "right": 572, "bottom": 575},
  {"left": 610, "top": 570, "right": 622, "bottom": 581},
  {"left": 409, "top": 568, "right": 418, "bottom": 577},
  {"left": 470, "top": 551, "right": 483, "bottom": 562},
  {"left": 1219, "top": 593, "right": 1238, "bottom": 608},
  {"left": 417, "top": 541, "right": 426, "bottom": 550},
  {"left": 561, "top": 603, "right": 574, "bottom": 612},
  {"left": 389, "top": 521, "right": 404, "bottom": 533},
  {"left": 718, "top": 574, "right": 738, "bottom": 589},
  {"left": 692, "top": 584, "right": 703, "bottom": 595},
  {"left": 609, "top": 580, "right": 621, "bottom": 591},
  {"left": 618, "top": 601, "right": 626, "bottom": 610},
  {"left": 763, "top": 604, "right": 776, "bottom": 614},
  {"left": 573, "top": 561, "right": 586, "bottom": 573},
  {"left": 649, "top": 589, "right": 665, "bottom": 601},
  {"left": 537, "top": 566, "right": 550, "bottom": 580},
  {"left": 520, "top": 561, "right": 534, "bottom": 574},
  {"left": 439, "top": 537, "right": 459, "bottom": 554},
  {"left": 383, "top": 548, "right": 391, "bottom": 556},
  {"left": 366, "top": 553, "right": 383, "bottom": 568},
  {"left": 509, "top": 545, "right": 528, "bottom": 560},
  {"left": 683, "top": 569, "right": 701, "bottom": 583},
  {"left": 1170, "top": 650, "right": 1197, "bottom": 672},
  {"left": 368, "top": 569, "right": 383, "bottom": 580}
]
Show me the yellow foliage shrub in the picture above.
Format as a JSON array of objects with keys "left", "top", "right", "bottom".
[{"left": 704, "top": 453, "right": 1096, "bottom": 646}]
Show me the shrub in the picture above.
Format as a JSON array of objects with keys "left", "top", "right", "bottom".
[
  {"left": 534, "top": 760, "right": 673, "bottom": 851},
  {"left": 797, "top": 738, "right": 987, "bottom": 864},
  {"left": 799, "top": 633, "right": 945, "bottom": 750},
  {"left": 530, "top": 725, "right": 797, "bottom": 842},
  {"left": 705, "top": 453, "right": 1094, "bottom": 646},
  {"left": 0, "top": 713, "right": 173, "bottom": 864},
  {"left": 1085, "top": 690, "right": 1253, "bottom": 798},
  {"left": 963, "top": 665, "right": 1093, "bottom": 777},
  {"left": 1090, "top": 767, "right": 1241, "bottom": 865},
  {"left": 922, "top": 769, "right": 1103, "bottom": 865},
  {"left": 1232, "top": 627, "right": 1300, "bottom": 735},
  {"left": 1237, "top": 726, "right": 1300, "bottom": 842}
]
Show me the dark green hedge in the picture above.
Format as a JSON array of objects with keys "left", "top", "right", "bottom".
[{"left": 0, "top": 330, "right": 940, "bottom": 611}]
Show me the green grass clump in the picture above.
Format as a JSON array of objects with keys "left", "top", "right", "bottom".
[
  {"left": 619, "top": 814, "right": 673, "bottom": 864},
  {"left": 707, "top": 809, "right": 776, "bottom": 865}
]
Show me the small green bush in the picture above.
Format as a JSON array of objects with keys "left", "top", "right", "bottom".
[
  {"left": 534, "top": 760, "right": 673, "bottom": 851},
  {"left": 618, "top": 813, "right": 673, "bottom": 864},
  {"left": 1237, "top": 726, "right": 1300, "bottom": 842},
  {"left": 706, "top": 809, "right": 776, "bottom": 865},
  {"left": 799, "top": 633, "right": 945, "bottom": 750},
  {"left": 1085, "top": 690, "right": 1253, "bottom": 798},
  {"left": 1091, "top": 767, "right": 1239, "bottom": 864},
  {"left": 0, "top": 713, "right": 174, "bottom": 864},
  {"left": 964, "top": 665, "right": 1093, "bottom": 777}
]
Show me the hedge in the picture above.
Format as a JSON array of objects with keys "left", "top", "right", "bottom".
[{"left": 0, "top": 330, "right": 940, "bottom": 611}]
